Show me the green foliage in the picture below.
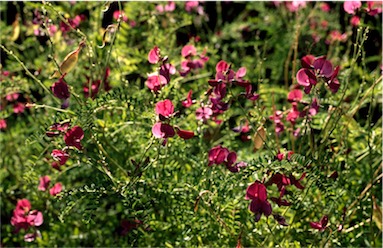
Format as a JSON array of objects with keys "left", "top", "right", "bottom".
[{"left": 1, "top": 1, "right": 382, "bottom": 247}]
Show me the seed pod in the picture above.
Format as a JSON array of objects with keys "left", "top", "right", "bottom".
[
  {"left": 50, "top": 40, "right": 86, "bottom": 79},
  {"left": 10, "top": 14, "right": 20, "bottom": 42},
  {"left": 253, "top": 126, "right": 266, "bottom": 152}
]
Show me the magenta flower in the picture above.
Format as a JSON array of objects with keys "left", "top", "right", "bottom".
[
  {"left": 49, "top": 183, "right": 63, "bottom": 196},
  {"left": 350, "top": 16, "right": 360, "bottom": 26},
  {"left": 51, "top": 149, "right": 70, "bottom": 165},
  {"left": 159, "top": 63, "right": 176, "bottom": 83},
  {"left": 286, "top": 102, "right": 300, "bottom": 125},
  {"left": 152, "top": 122, "right": 175, "bottom": 139},
  {"left": 148, "top": 46, "right": 160, "bottom": 64},
  {"left": 46, "top": 121, "right": 70, "bottom": 137},
  {"left": 182, "top": 90, "right": 194, "bottom": 108},
  {"left": 6, "top": 92, "right": 19, "bottom": 101},
  {"left": 64, "top": 126, "right": 84, "bottom": 150},
  {"left": 51, "top": 76, "right": 70, "bottom": 100},
  {"left": 343, "top": 1, "right": 361, "bottom": 15},
  {"left": 155, "top": 99, "right": 174, "bottom": 118},
  {"left": 310, "top": 215, "right": 329, "bottom": 231},
  {"left": 146, "top": 74, "right": 168, "bottom": 93},
  {"left": 208, "top": 145, "right": 229, "bottom": 166},
  {"left": 38, "top": 176, "right": 51, "bottom": 191},
  {"left": 156, "top": 1, "right": 176, "bottom": 13},
  {"left": 367, "top": 1, "right": 382, "bottom": 16},
  {"left": 296, "top": 68, "right": 317, "bottom": 87}
]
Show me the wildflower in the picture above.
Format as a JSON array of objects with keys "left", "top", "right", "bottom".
[
  {"left": 366, "top": 1, "right": 382, "bottom": 16},
  {"left": 11, "top": 199, "right": 43, "bottom": 234},
  {"left": 64, "top": 126, "right": 84, "bottom": 150},
  {"left": 159, "top": 63, "right": 176, "bottom": 83},
  {"left": 196, "top": 106, "right": 213, "bottom": 122},
  {"left": 350, "top": 16, "right": 360, "bottom": 26},
  {"left": 113, "top": 10, "right": 128, "bottom": 22},
  {"left": 0, "top": 119, "right": 7, "bottom": 130},
  {"left": 13, "top": 102, "right": 25, "bottom": 114},
  {"left": 51, "top": 75, "right": 70, "bottom": 100},
  {"left": 146, "top": 74, "right": 168, "bottom": 93},
  {"left": 181, "top": 45, "right": 197, "bottom": 58},
  {"left": 208, "top": 145, "right": 229, "bottom": 166},
  {"left": 320, "top": 2, "right": 330, "bottom": 12},
  {"left": 156, "top": 1, "right": 176, "bottom": 13},
  {"left": 182, "top": 90, "right": 194, "bottom": 108},
  {"left": 245, "top": 181, "right": 272, "bottom": 222},
  {"left": 152, "top": 122, "right": 175, "bottom": 139},
  {"left": 155, "top": 99, "right": 174, "bottom": 118},
  {"left": 6, "top": 92, "right": 19, "bottom": 101},
  {"left": 46, "top": 121, "right": 70, "bottom": 137},
  {"left": 288, "top": 89, "right": 303, "bottom": 103},
  {"left": 148, "top": 46, "right": 160, "bottom": 64},
  {"left": 49, "top": 183, "right": 63, "bottom": 196},
  {"left": 51, "top": 149, "right": 70, "bottom": 165},
  {"left": 343, "top": 1, "right": 362, "bottom": 15},
  {"left": 38, "top": 176, "right": 51, "bottom": 191},
  {"left": 310, "top": 215, "right": 329, "bottom": 231}
]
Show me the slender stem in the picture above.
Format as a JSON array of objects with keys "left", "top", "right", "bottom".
[{"left": 0, "top": 45, "right": 59, "bottom": 103}]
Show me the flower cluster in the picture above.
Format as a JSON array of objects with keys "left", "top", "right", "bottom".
[
  {"left": 296, "top": 55, "right": 340, "bottom": 94},
  {"left": 152, "top": 99, "right": 194, "bottom": 143},
  {"left": 38, "top": 175, "right": 63, "bottom": 196},
  {"left": 146, "top": 46, "right": 176, "bottom": 93},
  {"left": 179, "top": 44, "right": 209, "bottom": 76},
  {"left": 208, "top": 145, "right": 247, "bottom": 173},
  {"left": 199, "top": 60, "right": 259, "bottom": 123},
  {"left": 266, "top": 172, "right": 305, "bottom": 206},
  {"left": 11, "top": 199, "right": 43, "bottom": 242},
  {"left": 344, "top": 1, "right": 381, "bottom": 26},
  {"left": 46, "top": 122, "right": 84, "bottom": 170}
]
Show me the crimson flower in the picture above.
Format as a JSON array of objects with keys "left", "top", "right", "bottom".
[
  {"left": 152, "top": 122, "right": 175, "bottom": 139},
  {"left": 175, "top": 128, "right": 195, "bottom": 140},
  {"left": 46, "top": 121, "right": 70, "bottom": 137},
  {"left": 51, "top": 75, "right": 70, "bottom": 100},
  {"left": 310, "top": 215, "right": 329, "bottom": 231},
  {"left": 38, "top": 176, "right": 51, "bottom": 191},
  {"left": 208, "top": 145, "right": 229, "bottom": 166},
  {"left": 64, "top": 126, "right": 84, "bottom": 150},
  {"left": 245, "top": 181, "right": 272, "bottom": 222},
  {"left": 51, "top": 149, "right": 70, "bottom": 165}
]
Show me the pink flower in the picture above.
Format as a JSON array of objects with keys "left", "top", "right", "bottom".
[
  {"left": 182, "top": 90, "right": 194, "bottom": 108},
  {"left": 13, "top": 102, "right": 25, "bottom": 114},
  {"left": 6, "top": 92, "right": 19, "bottom": 101},
  {"left": 152, "top": 122, "right": 175, "bottom": 138},
  {"left": 64, "top": 126, "right": 84, "bottom": 150},
  {"left": 148, "top": 46, "right": 160, "bottom": 64},
  {"left": 343, "top": 1, "right": 362, "bottom": 15},
  {"left": 38, "top": 176, "right": 51, "bottom": 191},
  {"left": 11, "top": 199, "right": 43, "bottom": 234},
  {"left": 146, "top": 74, "right": 168, "bottom": 93},
  {"left": 185, "top": 1, "right": 199, "bottom": 12},
  {"left": 310, "top": 215, "right": 329, "bottom": 231},
  {"left": 155, "top": 99, "right": 174, "bottom": 118},
  {"left": 0, "top": 119, "right": 6, "bottom": 130},
  {"left": 196, "top": 106, "right": 213, "bottom": 122},
  {"left": 181, "top": 45, "right": 197, "bottom": 58},
  {"left": 49, "top": 183, "right": 63, "bottom": 196},
  {"left": 285, "top": 0, "right": 306, "bottom": 12},
  {"left": 51, "top": 149, "right": 70, "bottom": 165},
  {"left": 287, "top": 89, "right": 303, "bottom": 102},
  {"left": 350, "top": 16, "right": 360, "bottom": 26},
  {"left": 320, "top": 2, "right": 330, "bottom": 12},
  {"left": 113, "top": 10, "right": 128, "bottom": 22},
  {"left": 156, "top": 1, "right": 176, "bottom": 13}
]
